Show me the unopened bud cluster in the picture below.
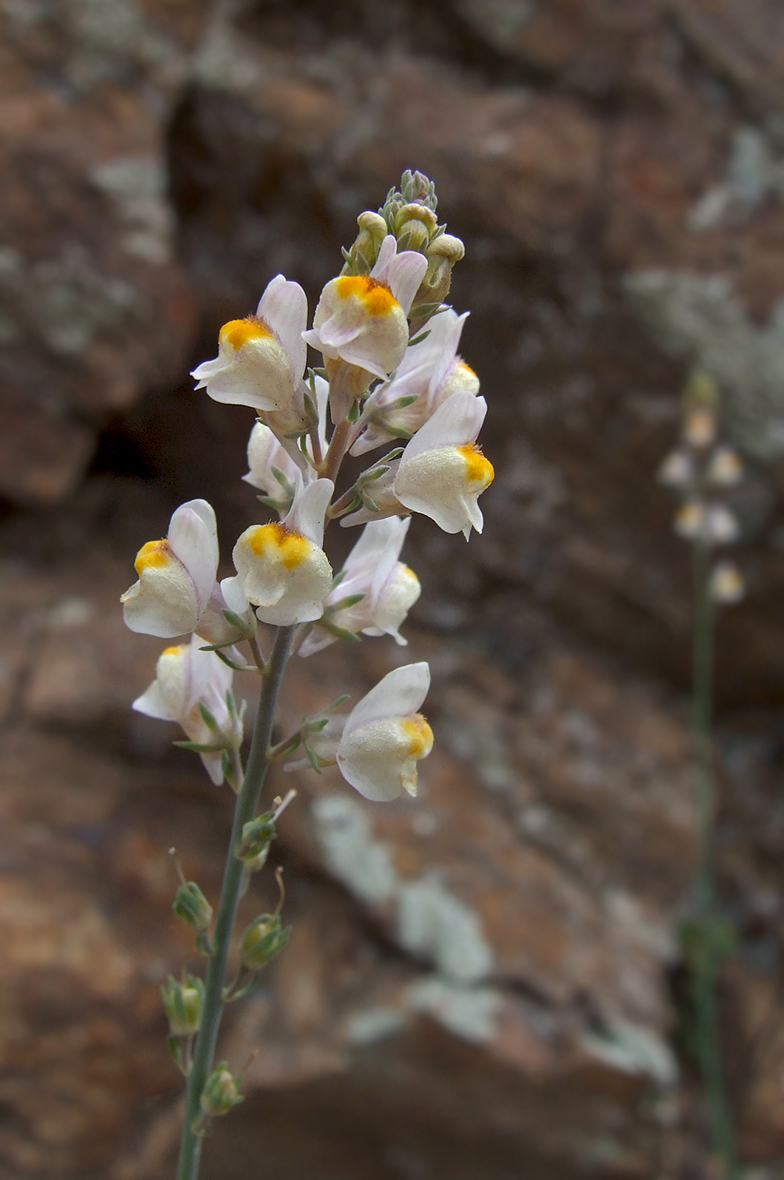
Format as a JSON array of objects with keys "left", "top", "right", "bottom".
[{"left": 659, "top": 371, "right": 745, "bottom": 605}]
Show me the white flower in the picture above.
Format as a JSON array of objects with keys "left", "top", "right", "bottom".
[
  {"left": 674, "top": 501, "right": 739, "bottom": 544},
  {"left": 243, "top": 421, "right": 303, "bottom": 501},
  {"left": 393, "top": 392, "right": 494, "bottom": 539},
  {"left": 683, "top": 407, "right": 716, "bottom": 448},
  {"left": 657, "top": 449, "right": 694, "bottom": 488},
  {"left": 710, "top": 560, "right": 745, "bottom": 604},
  {"left": 195, "top": 578, "right": 254, "bottom": 647},
  {"left": 229, "top": 477, "right": 334, "bottom": 626},
  {"left": 121, "top": 500, "right": 219, "bottom": 638},
  {"left": 303, "top": 236, "right": 428, "bottom": 419},
  {"left": 352, "top": 309, "right": 480, "bottom": 455},
  {"left": 300, "top": 517, "right": 420, "bottom": 656},
  {"left": 243, "top": 375, "right": 329, "bottom": 499},
  {"left": 707, "top": 504, "right": 740, "bottom": 543},
  {"left": 133, "top": 636, "right": 240, "bottom": 785},
  {"left": 707, "top": 445, "right": 743, "bottom": 487},
  {"left": 192, "top": 275, "right": 307, "bottom": 413},
  {"left": 293, "top": 663, "right": 433, "bottom": 802}
]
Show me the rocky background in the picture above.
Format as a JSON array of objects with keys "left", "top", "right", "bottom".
[{"left": 3, "top": 0, "right": 784, "bottom": 1177}]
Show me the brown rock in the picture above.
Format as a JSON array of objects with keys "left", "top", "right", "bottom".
[{"left": 0, "top": 2, "right": 204, "bottom": 506}]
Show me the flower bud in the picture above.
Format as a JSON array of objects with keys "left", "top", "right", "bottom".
[
  {"left": 350, "top": 211, "right": 389, "bottom": 270},
  {"left": 236, "top": 815, "right": 277, "bottom": 865},
  {"left": 411, "top": 234, "right": 466, "bottom": 322},
  {"left": 240, "top": 913, "right": 291, "bottom": 971},
  {"left": 161, "top": 974, "right": 204, "bottom": 1037},
  {"left": 200, "top": 1062, "right": 243, "bottom": 1118},
  {"left": 394, "top": 203, "right": 437, "bottom": 253},
  {"left": 358, "top": 210, "right": 388, "bottom": 240},
  {"left": 174, "top": 881, "right": 213, "bottom": 934},
  {"left": 681, "top": 371, "right": 719, "bottom": 448},
  {"left": 427, "top": 232, "right": 465, "bottom": 264},
  {"left": 394, "top": 202, "right": 437, "bottom": 236}
]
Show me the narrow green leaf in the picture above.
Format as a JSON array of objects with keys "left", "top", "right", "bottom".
[{"left": 305, "top": 743, "right": 323, "bottom": 774}]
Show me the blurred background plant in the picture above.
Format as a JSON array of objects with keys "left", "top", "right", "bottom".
[
  {"left": 659, "top": 371, "right": 747, "bottom": 1179},
  {"left": 4, "top": 2, "right": 784, "bottom": 1179}
]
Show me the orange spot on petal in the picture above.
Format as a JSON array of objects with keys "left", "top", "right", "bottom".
[
  {"left": 457, "top": 444, "right": 494, "bottom": 490},
  {"left": 246, "top": 522, "right": 311, "bottom": 569},
  {"left": 335, "top": 275, "right": 398, "bottom": 316},
  {"left": 135, "top": 538, "right": 171, "bottom": 574},
  {"left": 220, "top": 317, "right": 274, "bottom": 350},
  {"left": 402, "top": 715, "right": 433, "bottom": 759}
]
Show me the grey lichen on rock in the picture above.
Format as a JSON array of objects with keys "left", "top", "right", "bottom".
[
  {"left": 311, "top": 794, "right": 397, "bottom": 907},
  {"left": 624, "top": 269, "right": 784, "bottom": 461},
  {"left": 312, "top": 793, "right": 495, "bottom": 986},
  {"left": 397, "top": 874, "right": 495, "bottom": 984},
  {"left": 407, "top": 977, "right": 502, "bottom": 1043},
  {"left": 91, "top": 156, "right": 174, "bottom": 265},
  {"left": 689, "top": 124, "right": 784, "bottom": 232}
]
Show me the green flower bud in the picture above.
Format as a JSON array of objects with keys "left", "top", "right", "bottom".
[
  {"left": 394, "top": 202, "right": 438, "bottom": 252},
  {"left": 683, "top": 369, "right": 719, "bottom": 412},
  {"left": 236, "top": 815, "right": 277, "bottom": 866},
  {"left": 174, "top": 881, "right": 213, "bottom": 934},
  {"left": 161, "top": 974, "right": 204, "bottom": 1037},
  {"left": 413, "top": 232, "right": 466, "bottom": 315},
  {"left": 354, "top": 210, "right": 389, "bottom": 269},
  {"left": 240, "top": 913, "right": 291, "bottom": 971},
  {"left": 200, "top": 1062, "right": 243, "bottom": 1118},
  {"left": 399, "top": 169, "right": 438, "bottom": 209}
]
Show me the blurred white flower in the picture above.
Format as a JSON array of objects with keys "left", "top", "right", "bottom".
[
  {"left": 707, "top": 445, "right": 743, "bottom": 487},
  {"left": 658, "top": 449, "right": 694, "bottom": 488},
  {"left": 709, "top": 560, "right": 745, "bottom": 604},
  {"left": 683, "top": 407, "right": 716, "bottom": 449},
  {"left": 674, "top": 501, "right": 739, "bottom": 544}
]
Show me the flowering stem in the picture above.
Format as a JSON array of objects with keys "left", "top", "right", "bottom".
[
  {"left": 176, "top": 625, "right": 294, "bottom": 1180},
  {"left": 321, "top": 418, "right": 352, "bottom": 484},
  {"left": 309, "top": 423, "right": 323, "bottom": 468},
  {"left": 689, "top": 539, "right": 738, "bottom": 1178}
]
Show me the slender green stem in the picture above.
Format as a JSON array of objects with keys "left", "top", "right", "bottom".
[
  {"left": 690, "top": 540, "right": 738, "bottom": 1179},
  {"left": 692, "top": 540, "right": 715, "bottom": 910},
  {"left": 176, "top": 625, "right": 294, "bottom": 1180}
]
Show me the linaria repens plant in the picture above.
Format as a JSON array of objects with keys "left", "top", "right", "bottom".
[
  {"left": 121, "top": 171, "right": 493, "bottom": 1180},
  {"left": 659, "top": 370, "right": 745, "bottom": 1179}
]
